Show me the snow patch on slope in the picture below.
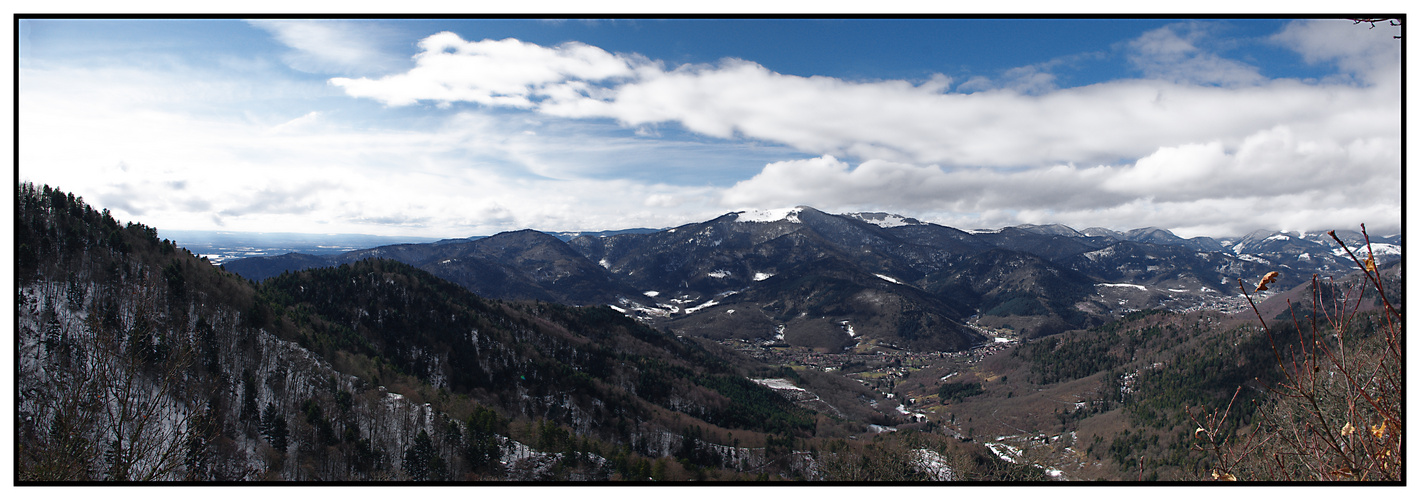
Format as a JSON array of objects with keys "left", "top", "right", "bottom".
[
  {"left": 1334, "top": 243, "right": 1402, "bottom": 257},
  {"left": 685, "top": 299, "right": 719, "bottom": 314},
  {"left": 1097, "top": 283, "right": 1147, "bottom": 291},
  {"left": 1236, "top": 254, "right": 1270, "bottom": 264},
  {"left": 752, "top": 378, "right": 806, "bottom": 391}
]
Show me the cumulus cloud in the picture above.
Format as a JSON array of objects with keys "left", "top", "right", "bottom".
[{"left": 330, "top": 32, "right": 638, "bottom": 108}]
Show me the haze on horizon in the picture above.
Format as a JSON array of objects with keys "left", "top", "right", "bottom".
[{"left": 17, "top": 17, "right": 1403, "bottom": 240}]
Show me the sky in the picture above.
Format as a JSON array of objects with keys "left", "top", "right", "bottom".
[{"left": 15, "top": 15, "right": 1405, "bottom": 239}]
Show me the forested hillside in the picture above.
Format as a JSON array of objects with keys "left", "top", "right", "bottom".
[
  {"left": 14, "top": 183, "right": 806, "bottom": 480},
  {"left": 1004, "top": 262, "right": 1403, "bottom": 481},
  {"left": 16, "top": 183, "right": 1039, "bottom": 482}
]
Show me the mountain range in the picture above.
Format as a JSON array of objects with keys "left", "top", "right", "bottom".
[{"left": 223, "top": 206, "right": 1400, "bottom": 349}]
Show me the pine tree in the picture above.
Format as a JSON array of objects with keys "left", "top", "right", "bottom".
[
  {"left": 403, "top": 430, "right": 446, "bottom": 481},
  {"left": 259, "top": 403, "right": 288, "bottom": 454},
  {"left": 240, "top": 370, "right": 259, "bottom": 425}
]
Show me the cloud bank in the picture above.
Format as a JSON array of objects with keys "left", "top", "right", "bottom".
[
  {"left": 19, "top": 19, "right": 1401, "bottom": 239},
  {"left": 321, "top": 20, "right": 1399, "bottom": 236}
]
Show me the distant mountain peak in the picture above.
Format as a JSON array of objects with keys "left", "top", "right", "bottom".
[
  {"left": 1124, "top": 227, "right": 1183, "bottom": 243},
  {"left": 1013, "top": 223, "right": 1085, "bottom": 238}
]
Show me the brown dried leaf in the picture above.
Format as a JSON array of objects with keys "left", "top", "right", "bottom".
[
  {"left": 1255, "top": 271, "right": 1279, "bottom": 292},
  {"left": 1370, "top": 421, "right": 1387, "bottom": 440}
]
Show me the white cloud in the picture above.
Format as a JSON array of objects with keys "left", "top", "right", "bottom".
[
  {"left": 720, "top": 155, "right": 1122, "bottom": 216},
  {"left": 644, "top": 193, "right": 680, "bottom": 208},
  {"left": 1102, "top": 126, "right": 1396, "bottom": 202},
  {"left": 329, "top": 32, "right": 638, "bottom": 107},
  {"left": 720, "top": 121, "right": 1400, "bottom": 237},
  {"left": 19, "top": 59, "right": 730, "bottom": 237},
  {"left": 330, "top": 26, "right": 1399, "bottom": 178},
  {"left": 269, "top": 111, "right": 322, "bottom": 134},
  {"left": 20, "top": 20, "right": 1403, "bottom": 240},
  {"left": 1127, "top": 22, "right": 1265, "bottom": 86},
  {"left": 1272, "top": 19, "right": 1402, "bottom": 85},
  {"left": 249, "top": 20, "right": 406, "bottom": 74}
]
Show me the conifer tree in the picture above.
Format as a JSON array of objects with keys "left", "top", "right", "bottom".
[{"left": 259, "top": 403, "right": 288, "bottom": 453}]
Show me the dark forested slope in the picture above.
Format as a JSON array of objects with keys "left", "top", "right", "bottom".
[{"left": 14, "top": 183, "right": 834, "bottom": 481}]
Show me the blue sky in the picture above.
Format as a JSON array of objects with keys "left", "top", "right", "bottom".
[{"left": 17, "top": 16, "right": 1404, "bottom": 238}]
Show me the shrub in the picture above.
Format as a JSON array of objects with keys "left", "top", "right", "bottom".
[{"left": 1191, "top": 226, "right": 1402, "bottom": 481}]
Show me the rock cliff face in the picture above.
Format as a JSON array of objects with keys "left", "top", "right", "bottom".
[{"left": 15, "top": 183, "right": 478, "bottom": 480}]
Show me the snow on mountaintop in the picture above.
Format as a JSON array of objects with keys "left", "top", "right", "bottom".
[
  {"left": 736, "top": 207, "right": 804, "bottom": 223},
  {"left": 846, "top": 212, "right": 921, "bottom": 228}
]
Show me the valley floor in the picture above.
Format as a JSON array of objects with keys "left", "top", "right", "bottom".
[{"left": 722, "top": 320, "right": 1119, "bottom": 480}]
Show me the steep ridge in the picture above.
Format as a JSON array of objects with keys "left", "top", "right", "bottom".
[
  {"left": 927, "top": 248, "right": 1102, "bottom": 336},
  {"left": 1067, "top": 241, "right": 1265, "bottom": 294},
  {"left": 225, "top": 229, "right": 639, "bottom": 306},
  {"left": 571, "top": 207, "right": 984, "bottom": 350},
  {"left": 401, "top": 229, "right": 641, "bottom": 305},
  {"left": 969, "top": 227, "right": 1109, "bottom": 261}
]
